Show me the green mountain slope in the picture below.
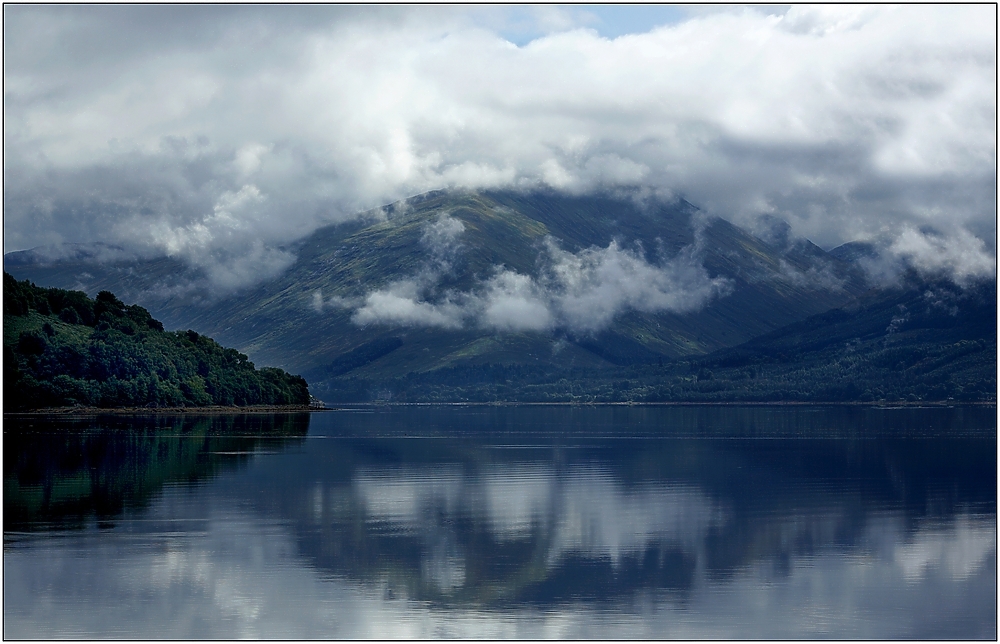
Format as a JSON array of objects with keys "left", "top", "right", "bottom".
[
  {"left": 680, "top": 275, "right": 996, "bottom": 402},
  {"left": 3, "top": 273, "right": 310, "bottom": 410},
  {"left": 5, "top": 190, "right": 869, "bottom": 400},
  {"left": 315, "top": 276, "right": 994, "bottom": 403}
]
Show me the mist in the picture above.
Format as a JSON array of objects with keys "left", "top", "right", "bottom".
[{"left": 342, "top": 214, "right": 731, "bottom": 334}]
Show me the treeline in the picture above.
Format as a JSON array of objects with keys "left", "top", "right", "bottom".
[{"left": 4, "top": 273, "right": 310, "bottom": 410}]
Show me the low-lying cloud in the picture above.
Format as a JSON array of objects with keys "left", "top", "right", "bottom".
[
  {"left": 346, "top": 215, "right": 732, "bottom": 334},
  {"left": 888, "top": 227, "right": 996, "bottom": 288},
  {"left": 828, "top": 227, "right": 997, "bottom": 289},
  {"left": 3, "top": 5, "right": 995, "bottom": 291}
]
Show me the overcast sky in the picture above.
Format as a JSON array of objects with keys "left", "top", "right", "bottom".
[{"left": 4, "top": 4, "right": 996, "bottom": 289}]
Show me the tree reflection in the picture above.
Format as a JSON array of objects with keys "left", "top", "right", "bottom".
[{"left": 4, "top": 413, "right": 310, "bottom": 531}]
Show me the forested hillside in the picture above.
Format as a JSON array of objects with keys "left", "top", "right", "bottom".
[{"left": 3, "top": 273, "right": 310, "bottom": 411}]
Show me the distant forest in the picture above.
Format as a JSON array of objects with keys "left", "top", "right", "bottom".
[{"left": 4, "top": 273, "right": 310, "bottom": 410}]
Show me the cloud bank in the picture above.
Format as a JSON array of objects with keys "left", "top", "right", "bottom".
[
  {"left": 340, "top": 215, "right": 731, "bottom": 334},
  {"left": 4, "top": 5, "right": 995, "bottom": 290}
]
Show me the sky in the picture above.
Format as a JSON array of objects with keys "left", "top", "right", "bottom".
[{"left": 4, "top": 4, "right": 996, "bottom": 292}]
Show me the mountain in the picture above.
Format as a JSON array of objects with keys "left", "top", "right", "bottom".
[
  {"left": 5, "top": 189, "right": 871, "bottom": 400},
  {"left": 3, "top": 273, "right": 310, "bottom": 410},
  {"left": 682, "top": 275, "right": 996, "bottom": 402},
  {"left": 298, "top": 278, "right": 996, "bottom": 404}
]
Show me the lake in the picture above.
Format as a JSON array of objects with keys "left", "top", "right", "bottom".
[{"left": 4, "top": 405, "right": 996, "bottom": 639}]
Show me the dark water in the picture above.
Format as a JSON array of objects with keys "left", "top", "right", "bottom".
[{"left": 4, "top": 405, "right": 996, "bottom": 639}]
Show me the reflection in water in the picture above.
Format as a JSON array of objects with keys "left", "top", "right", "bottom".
[
  {"left": 352, "top": 465, "right": 726, "bottom": 579},
  {"left": 4, "top": 413, "right": 310, "bottom": 532},
  {"left": 3, "top": 406, "right": 996, "bottom": 639},
  {"left": 885, "top": 514, "right": 995, "bottom": 582}
]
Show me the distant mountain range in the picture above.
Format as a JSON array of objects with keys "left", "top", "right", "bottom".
[{"left": 5, "top": 189, "right": 994, "bottom": 403}]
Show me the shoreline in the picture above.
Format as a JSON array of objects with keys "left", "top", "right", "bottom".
[
  {"left": 5, "top": 404, "right": 319, "bottom": 416},
  {"left": 5, "top": 400, "right": 993, "bottom": 416},
  {"left": 323, "top": 400, "right": 995, "bottom": 408}
]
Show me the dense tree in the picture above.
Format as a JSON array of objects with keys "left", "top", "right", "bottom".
[{"left": 4, "top": 273, "right": 309, "bottom": 410}]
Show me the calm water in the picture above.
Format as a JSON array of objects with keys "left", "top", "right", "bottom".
[{"left": 4, "top": 405, "right": 996, "bottom": 639}]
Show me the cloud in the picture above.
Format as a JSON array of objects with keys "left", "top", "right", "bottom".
[
  {"left": 836, "top": 226, "right": 997, "bottom": 289},
  {"left": 353, "top": 283, "right": 466, "bottom": 330},
  {"left": 888, "top": 227, "right": 996, "bottom": 288},
  {"left": 542, "top": 238, "right": 732, "bottom": 332},
  {"left": 346, "top": 220, "right": 732, "bottom": 334},
  {"left": 3, "top": 5, "right": 994, "bottom": 291},
  {"left": 477, "top": 270, "right": 554, "bottom": 332},
  {"left": 419, "top": 212, "right": 466, "bottom": 268},
  {"left": 777, "top": 259, "right": 847, "bottom": 293},
  {"left": 350, "top": 213, "right": 468, "bottom": 328}
]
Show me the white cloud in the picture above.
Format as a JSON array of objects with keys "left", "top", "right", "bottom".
[
  {"left": 477, "top": 270, "right": 554, "bottom": 332},
  {"left": 888, "top": 227, "right": 996, "bottom": 287},
  {"left": 3, "top": 5, "right": 994, "bottom": 290},
  {"left": 345, "top": 230, "right": 731, "bottom": 334},
  {"left": 234, "top": 143, "right": 270, "bottom": 176},
  {"left": 420, "top": 212, "right": 466, "bottom": 267},
  {"left": 353, "top": 285, "right": 466, "bottom": 330},
  {"left": 311, "top": 290, "right": 325, "bottom": 314},
  {"left": 112, "top": 183, "right": 295, "bottom": 290},
  {"left": 778, "top": 258, "right": 847, "bottom": 293},
  {"left": 543, "top": 239, "right": 732, "bottom": 332}
]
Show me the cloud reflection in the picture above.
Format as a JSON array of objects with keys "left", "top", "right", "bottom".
[
  {"left": 353, "top": 463, "right": 729, "bottom": 571},
  {"left": 882, "top": 514, "right": 996, "bottom": 583},
  {"left": 4, "top": 498, "right": 993, "bottom": 639}
]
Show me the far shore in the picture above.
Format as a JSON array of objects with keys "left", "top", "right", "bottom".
[
  {"left": 324, "top": 400, "right": 995, "bottom": 408},
  {"left": 5, "top": 400, "right": 993, "bottom": 415},
  {"left": 5, "top": 404, "right": 320, "bottom": 416}
]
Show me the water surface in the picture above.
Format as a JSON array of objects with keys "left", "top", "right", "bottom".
[{"left": 4, "top": 405, "right": 996, "bottom": 639}]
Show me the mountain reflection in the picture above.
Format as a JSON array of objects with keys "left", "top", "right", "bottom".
[
  {"left": 4, "top": 413, "right": 310, "bottom": 532},
  {"left": 3, "top": 407, "right": 995, "bottom": 639},
  {"left": 227, "top": 409, "right": 994, "bottom": 609}
]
